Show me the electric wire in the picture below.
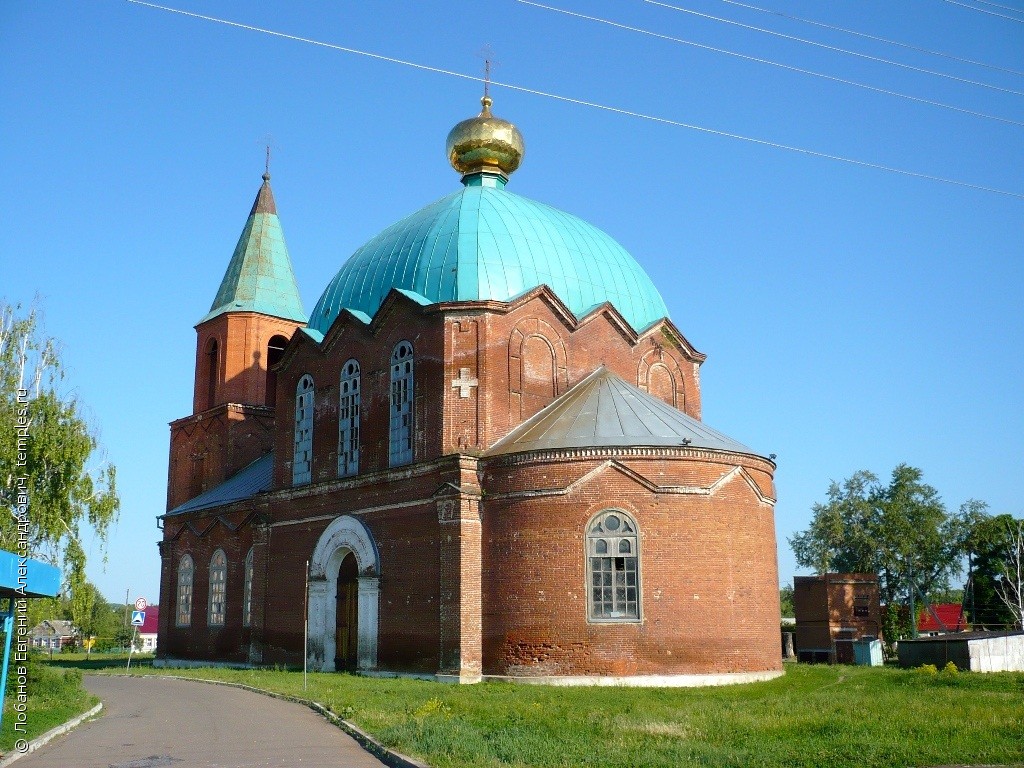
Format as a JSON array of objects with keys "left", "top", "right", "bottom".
[
  {"left": 515, "top": 0, "right": 1024, "bottom": 127},
  {"left": 941, "top": 0, "right": 1024, "bottom": 21},
  {"left": 962, "top": 0, "right": 1024, "bottom": 13},
  {"left": 715, "top": 0, "right": 1024, "bottom": 77},
  {"left": 644, "top": 0, "right": 1024, "bottom": 96},
  {"left": 124, "top": 0, "right": 1024, "bottom": 201}
]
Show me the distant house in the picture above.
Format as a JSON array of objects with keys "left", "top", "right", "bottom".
[
  {"left": 30, "top": 620, "right": 76, "bottom": 651},
  {"left": 138, "top": 606, "right": 159, "bottom": 653},
  {"left": 794, "top": 573, "right": 882, "bottom": 663},
  {"left": 918, "top": 603, "right": 969, "bottom": 635}
]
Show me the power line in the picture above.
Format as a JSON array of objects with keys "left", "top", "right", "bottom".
[
  {"left": 941, "top": 0, "right": 1024, "bottom": 22},
  {"left": 515, "top": 0, "right": 1024, "bottom": 127},
  {"left": 716, "top": 0, "right": 1024, "bottom": 77},
  {"left": 964, "top": 0, "right": 1024, "bottom": 13},
  {"left": 644, "top": 0, "right": 1024, "bottom": 96},
  {"left": 124, "top": 0, "right": 1024, "bottom": 201}
]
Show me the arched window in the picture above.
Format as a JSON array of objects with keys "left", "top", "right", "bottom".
[
  {"left": 389, "top": 341, "right": 414, "bottom": 467},
  {"left": 205, "top": 338, "right": 219, "bottom": 409},
  {"left": 293, "top": 374, "right": 314, "bottom": 485},
  {"left": 176, "top": 555, "right": 194, "bottom": 627},
  {"left": 265, "top": 335, "right": 288, "bottom": 408},
  {"left": 587, "top": 510, "right": 640, "bottom": 622},
  {"left": 338, "top": 359, "right": 360, "bottom": 477},
  {"left": 242, "top": 548, "right": 254, "bottom": 628},
  {"left": 209, "top": 549, "right": 227, "bottom": 626}
]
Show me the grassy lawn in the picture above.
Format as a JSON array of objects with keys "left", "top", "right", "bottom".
[
  {"left": 0, "top": 657, "right": 97, "bottom": 755},
  {"left": 47, "top": 661, "right": 1021, "bottom": 768}
]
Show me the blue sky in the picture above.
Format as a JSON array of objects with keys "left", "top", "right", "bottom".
[{"left": 3, "top": 0, "right": 1021, "bottom": 606}]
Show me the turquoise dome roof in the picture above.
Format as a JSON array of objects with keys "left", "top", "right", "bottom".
[{"left": 308, "top": 184, "right": 669, "bottom": 335}]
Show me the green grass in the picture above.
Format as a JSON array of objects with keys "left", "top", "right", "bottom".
[
  {"left": 50, "top": 662, "right": 1024, "bottom": 768},
  {"left": 42, "top": 651, "right": 154, "bottom": 670},
  {"left": 0, "top": 657, "right": 97, "bottom": 755}
]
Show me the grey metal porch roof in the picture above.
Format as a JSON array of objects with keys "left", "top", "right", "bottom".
[
  {"left": 166, "top": 453, "right": 273, "bottom": 516},
  {"left": 485, "top": 366, "right": 758, "bottom": 457}
]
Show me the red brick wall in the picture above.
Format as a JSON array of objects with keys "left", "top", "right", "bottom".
[
  {"left": 443, "top": 290, "right": 705, "bottom": 456},
  {"left": 166, "top": 405, "right": 274, "bottom": 511},
  {"left": 192, "top": 313, "right": 303, "bottom": 413},
  {"left": 157, "top": 508, "right": 255, "bottom": 662},
  {"left": 271, "top": 296, "right": 446, "bottom": 488},
  {"left": 794, "top": 573, "right": 882, "bottom": 654},
  {"left": 480, "top": 451, "right": 780, "bottom": 676}
]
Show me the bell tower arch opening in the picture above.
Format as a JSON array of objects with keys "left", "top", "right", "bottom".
[
  {"left": 205, "top": 338, "right": 219, "bottom": 410},
  {"left": 265, "top": 334, "right": 288, "bottom": 408}
]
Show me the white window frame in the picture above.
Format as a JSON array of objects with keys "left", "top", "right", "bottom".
[
  {"left": 293, "top": 374, "right": 314, "bottom": 485},
  {"left": 389, "top": 341, "right": 414, "bottom": 467},
  {"left": 586, "top": 510, "right": 641, "bottom": 623},
  {"left": 176, "top": 554, "right": 194, "bottom": 627},
  {"left": 338, "top": 359, "right": 360, "bottom": 477},
  {"left": 209, "top": 549, "right": 227, "bottom": 627}
]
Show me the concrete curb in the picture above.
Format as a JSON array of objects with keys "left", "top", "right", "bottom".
[
  {"left": 0, "top": 702, "right": 103, "bottom": 767},
  {"left": 119, "top": 674, "right": 430, "bottom": 768}
]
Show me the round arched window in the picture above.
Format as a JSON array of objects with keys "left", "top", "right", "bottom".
[{"left": 586, "top": 510, "right": 640, "bottom": 621}]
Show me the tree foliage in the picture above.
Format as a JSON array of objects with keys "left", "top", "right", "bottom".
[
  {"left": 779, "top": 585, "right": 795, "bottom": 618},
  {"left": 964, "top": 512, "right": 1017, "bottom": 628},
  {"left": 0, "top": 301, "right": 119, "bottom": 598},
  {"left": 790, "top": 465, "right": 974, "bottom": 608}
]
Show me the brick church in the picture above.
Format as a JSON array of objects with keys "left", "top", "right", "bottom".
[{"left": 156, "top": 96, "right": 782, "bottom": 685}]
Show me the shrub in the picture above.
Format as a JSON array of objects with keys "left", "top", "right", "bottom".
[
  {"left": 917, "top": 664, "right": 939, "bottom": 675},
  {"left": 942, "top": 661, "right": 960, "bottom": 675}
]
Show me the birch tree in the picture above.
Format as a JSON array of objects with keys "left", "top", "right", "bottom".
[
  {"left": 0, "top": 301, "right": 119, "bottom": 595},
  {"left": 996, "top": 518, "right": 1024, "bottom": 629}
]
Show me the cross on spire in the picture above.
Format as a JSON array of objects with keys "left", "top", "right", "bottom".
[
  {"left": 259, "top": 134, "right": 277, "bottom": 181},
  {"left": 476, "top": 44, "right": 499, "bottom": 102}
]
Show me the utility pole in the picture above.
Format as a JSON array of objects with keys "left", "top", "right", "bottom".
[{"left": 123, "top": 588, "right": 130, "bottom": 653}]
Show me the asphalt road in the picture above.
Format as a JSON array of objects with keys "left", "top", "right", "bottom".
[{"left": 16, "top": 675, "right": 390, "bottom": 768}]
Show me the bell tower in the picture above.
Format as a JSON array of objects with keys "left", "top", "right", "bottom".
[{"left": 167, "top": 171, "right": 307, "bottom": 510}]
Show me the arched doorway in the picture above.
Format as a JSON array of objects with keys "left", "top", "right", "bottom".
[
  {"left": 308, "top": 515, "right": 380, "bottom": 672},
  {"left": 335, "top": 552, "right": 358, "bottom": 671}
]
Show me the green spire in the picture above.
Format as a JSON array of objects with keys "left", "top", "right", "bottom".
[{"left": 200, "top": 173, "right": 307, "bottom": 324}]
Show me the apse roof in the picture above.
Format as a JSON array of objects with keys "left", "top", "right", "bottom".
[
  {"left": 307, "top": 184, "right": 669, "bottom": 335},
  {"left": 485, "top": 367, "right": 758, "bottom": 457},
  {"left": 201, "top": 174, "right": 307, "bottom": 324},
  {"left": 166, "top": 453, "right": 273, "bottom": 516}
]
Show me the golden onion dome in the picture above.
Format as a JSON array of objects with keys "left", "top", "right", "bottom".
[{"left": 446, "top": 96, "right": 525, "bottom": 180}]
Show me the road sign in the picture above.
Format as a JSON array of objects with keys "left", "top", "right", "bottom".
[
  {"left": 131, "top": 610, "right": 145, "bottom": 626},
  {"left": 134, "top": 597, "right": 147, "bottom": 611}
]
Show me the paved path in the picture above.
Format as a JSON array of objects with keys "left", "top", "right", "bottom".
[{"left": 17, "top": 675, "right": 389, "bottom": 768}]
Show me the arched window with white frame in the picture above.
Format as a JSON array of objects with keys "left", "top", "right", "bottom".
[
  {"left": 241, "top": 548, "right": 253, "bottom": 626},
  {"left": 293, "top": 374, "right": 314, "bottom": 485},
  {"left": 209, "top": 549, "right": 227, "bottom": 627},
  {"left": 338, "top": 359, "right": 360, "bottom": 477},
  {"left": 389, "top": 341, "right": 414, "bottom": 466},
  {"left": 176, "top": 555, "right": 194, "bottom": 627},
  {"left": 586, "top": 510, "right": 640, "bottom": 622}
]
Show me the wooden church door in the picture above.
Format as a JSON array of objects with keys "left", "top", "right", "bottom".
[{"left": 335, "top": 552, "right": 359, "bottom": 671}]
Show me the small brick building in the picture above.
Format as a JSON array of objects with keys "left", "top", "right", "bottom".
[
  {"left": 156, "top": 98, "right": 782, "bottom": 685},
  {"left": 793, "top": 573, "right": 882, "bottom": 663}
]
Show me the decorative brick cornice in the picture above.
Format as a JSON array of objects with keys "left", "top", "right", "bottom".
[
  {"left": 486, "top": 457, "right": 776, "bottom": 506},
  {"left": 169, "top": 402, "right": 274, "bottom": 429},
  {"left": 163, "top": 508, "right": 268, "bottom": 542},
  {"left": 484, "top": 445, "right": 774, "bottom": 471},
  {"left": 271, "top": 454, "right": 464, "bottom": 504}
]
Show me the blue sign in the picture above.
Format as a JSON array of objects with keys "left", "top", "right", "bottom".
[{"left": 131, "top": 610, "right": 145, "bottom": 626}]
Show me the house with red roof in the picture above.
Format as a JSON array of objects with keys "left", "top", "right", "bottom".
[
  {"left": 138, "top": 606, "right": 159, "bottom": 653},
  {"left": 918, "top": 603, "right": 969, "bottom": 635}
]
